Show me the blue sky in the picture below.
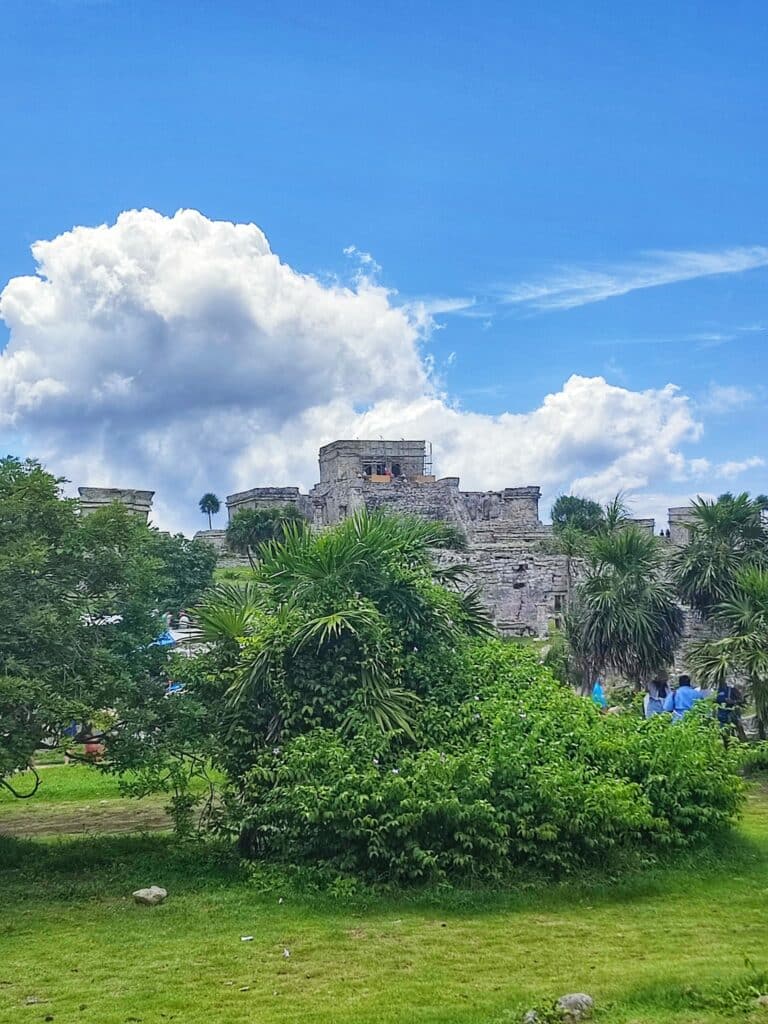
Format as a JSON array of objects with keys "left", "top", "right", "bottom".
[{"left": 0, "top": 0, "right": 765, "bottom": 530}]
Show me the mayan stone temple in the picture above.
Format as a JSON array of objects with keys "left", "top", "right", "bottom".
[{"left": 189, "top": 438, "right": 693, "bottom": 639}]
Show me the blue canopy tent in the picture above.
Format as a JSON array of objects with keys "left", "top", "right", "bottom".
[{"left": 149, "top": 629, "right": 176, "bottom": 649}]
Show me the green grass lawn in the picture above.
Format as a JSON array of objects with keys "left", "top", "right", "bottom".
[
  {"left": 214, "top": 565, "right": 253, "bottom": 582},
  {"left": 1, "top": 779, "right": 768, "bottom": 1023},
  {"left": 0, "top": 763, "right": 125, "bottom": 808}
]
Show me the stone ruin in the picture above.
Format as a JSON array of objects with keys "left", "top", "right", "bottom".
[
  {"left": 195, "top": 439, "right": 689, "bottom": 640},
  {"left": 77, "top": 486, "right": 154, "bottom": 523},
  {"left": 74, "top": 446, "right": 739, "bottom": 673}
]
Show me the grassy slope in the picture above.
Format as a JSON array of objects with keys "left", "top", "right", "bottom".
[{"left": 1, "top": 780, "right": 768, "bottom": 1023}]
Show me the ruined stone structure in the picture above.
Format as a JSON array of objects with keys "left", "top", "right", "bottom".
[
  {"left": 191, "top": 440, "right": 621, "bottom": 636},
  {"left": 190, "top": 438, "right": 725, "bottom": 641},
  {"left": 78, "top": 487, "right": 154, "bottom": 523},
  {"left": 226, "top": 485, "right": 314, "bottom": 521},
  {"left": 668, "top": 506, "right": 696, "bottom": 545}
]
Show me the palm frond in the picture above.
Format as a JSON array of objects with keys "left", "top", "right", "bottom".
[
  {"left": 601, "top": 491, "right": 631, "bottom": 534},
  {"left": 456, "top": 587, "right": 495, "bottom": 636},
  {"left": 192, "top": 582, "right": 264, "bottom": 642},
  {"left": 432, "top": 562, "right": 474, "bottom": 586},
  {"left": 292, "top": 607, "right": 378, "bottom": 652},
  {"left": 342, "top": 664, "right": 420, "bottom": 739}
]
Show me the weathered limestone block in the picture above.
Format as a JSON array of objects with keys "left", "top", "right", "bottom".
[{"left": 78, "top": 487, "right": 154, "bottom": 522}]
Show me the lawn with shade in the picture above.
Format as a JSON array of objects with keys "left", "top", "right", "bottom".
[{"left": 1, "top": 766, "right": 768, "bottom": 1024}]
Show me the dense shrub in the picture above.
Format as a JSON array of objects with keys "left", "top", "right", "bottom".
[
  {"left": 225, "top": 504, "right": 306, "bottom": 554},
  {"left": 234, "top": 642, "right": 745, "bottom": 881}
]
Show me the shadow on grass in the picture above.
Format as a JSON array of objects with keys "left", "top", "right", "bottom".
[
  {"left": 0, "top": 831, "right": 248, "bottom": 902},
  {"left": 2, "top": 812, "right": 766, "bottom": 918}
]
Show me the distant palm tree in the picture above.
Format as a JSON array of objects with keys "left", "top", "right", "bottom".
[
  {"left": 570, "top": 526, "right": 683, "bottom": 686},
  {"left": 198, "top": 492, "right": 221, "bottom": 530},
  {"left": 687, "top": 566, "right": 768, "bottom": 736},
  {"left": 601, "top": 492, "right": 631, "bottom": 535},
  {"left": 672, "top": 492, "right": 768, "bottom": 616}
]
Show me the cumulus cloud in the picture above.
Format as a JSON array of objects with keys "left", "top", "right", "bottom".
[{"left": 0, "top": 209, "right": 754, "bottom": 532}]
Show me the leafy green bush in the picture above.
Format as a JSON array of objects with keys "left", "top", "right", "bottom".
[
  {"left": 225, "top": 504, "right": 306, "bottom": 554},
  {"left": 741, "top": 741, "right": 768, "bottom": 775},
  {"left": 234, "top": 642, "right": 744, "bottom": 881}
]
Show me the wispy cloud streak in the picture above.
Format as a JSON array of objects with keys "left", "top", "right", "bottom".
[{"left": 501, "top": 247, "right": 768, "bottom": 311}]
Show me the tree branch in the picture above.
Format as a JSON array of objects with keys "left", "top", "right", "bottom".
[{"left": 1, "top": 765, "right": 41, "bottom": 799}]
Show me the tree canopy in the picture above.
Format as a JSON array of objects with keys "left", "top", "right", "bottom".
[
  {"left": 688, "top": 566, "right": 768, "bottom": 735},
  {"left": 195, "top": 510, "right": 489, "bottom": 749},
  {"left": 672, "top": 492, "right": 768, "bottom": 616},
  {"left": 225, "top": 504, "right": 306, "bottom": 554},
  {"left": 162, "top": 509, "right": 744, "bottom": 879},
  {"left": 0, "top": 457, "right": 215, "bottom": 794},
  {"left": 566, "top": 526, "right": 683, "bottom": 685},
  {"left": 551, "top": 494, "right": 605, "bottom": 535}
]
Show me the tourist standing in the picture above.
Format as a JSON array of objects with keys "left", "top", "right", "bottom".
[
  {"left": 591, "top": 678, "right": 608, "bottom": 710},
  {"left": 663, "top": 675, "right": 704, "bottom": 721},
  {"left": 644, "top": 679, "right": 668, "bottom": 718},
  {"left": 716, "top": 682, "right": 746, "bottom": 741}
]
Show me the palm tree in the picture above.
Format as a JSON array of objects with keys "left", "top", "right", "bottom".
[
  {"left": 601, "top": 492, "right": 631, "bottom": 535},
  {"left": 569, "top": 526, "right": 683, "bottom": 686},
  {"left": 193, "top": 510, "right": 492, "bottom": 741},
  {"left": 552, "top": 492, "right": 631, "bottom": 600},
  {"left": 687, "top": 566, "right": 768, "bottom": 736},
  {"left": 672, "top": 492, "right": 768, "bottom": 617},
  {"left": 198, "top": 492, "right": 221, "bottom": 530}
]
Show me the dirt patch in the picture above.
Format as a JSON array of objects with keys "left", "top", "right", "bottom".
[{"left": 0, "top": 798, "right": 170, "bottom": 838}]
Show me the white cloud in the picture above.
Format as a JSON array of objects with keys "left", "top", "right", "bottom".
[
  {"left": 700, "top": 383, "right": 755, "bottom": 413},
  {"left": 501, "top": 247, "right": 768, "bottom": 311},
  {"left": 717, "top": 456, "right": 766, "bottom": 479},
  {"left": 0, "top": 209, "right": 427, "bottom": 427},
  {"left": 0, "top": 209, "right": 745, "bottom": 533},
  {"left": 630, "top": 490, "right": 718, "bottom": 533},
  {"left": 342, "top": 244, "right": 382, "bottom": 276}
]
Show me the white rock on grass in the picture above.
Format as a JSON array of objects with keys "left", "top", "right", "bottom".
[
  {"left": 556, "top": 993, "right": 594, "bottom": 1021},
  {"left": 132, "top": 886, "right": 168, "bottom": 906},
  {"left": 522, "top": 994, "right": 594, "bottom": 1024}
]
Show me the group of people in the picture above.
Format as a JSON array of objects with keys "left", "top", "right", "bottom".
[
  {"left": 163, "top": 609, "right": 191, "bottom": 630},
  {"left": 645, "top": 675, "right": 744, "bottom": 729},
  {"left": 591, "top": 674, "right": 745, "bottom": 732}
]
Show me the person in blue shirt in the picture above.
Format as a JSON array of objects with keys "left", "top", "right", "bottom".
[
  {"left": 644, "top": 678, "right": 668, "bottom": 718},
  {"left": 663, "top": 674, "right": 705, "bottom": 721},
  {"left": 591, "top": 678, "right": 608, "bottom": 710}
]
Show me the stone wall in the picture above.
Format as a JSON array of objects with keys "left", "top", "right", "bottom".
[
  {"left": 318, "top": 439, "right": 427, "bottom": 485},
  {"left": 78, "top": 487, "right": 154, "bottom": 522},
  {"left": 668, "top": 506, "right": 695, "bottom": 545},
  {"left": 192, "top": 529, "right": 229, "bottom": 555},
  {"left": 629, "top": 517, "right": 656, "bottom": 535},
  {"left": 466, "top": 541, "right": 570, "bottom": 636},
  {"left": 226, "top": 486, "right": 314, "bottom": 522}
]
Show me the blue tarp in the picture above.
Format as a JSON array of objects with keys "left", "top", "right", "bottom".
[{"left": 150, "top": 629, "right": 176, "bottom": 648}]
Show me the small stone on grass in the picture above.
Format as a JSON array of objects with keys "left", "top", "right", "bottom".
[{"left": 132, "top": 886, "right": 168, "bottom": 906}]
